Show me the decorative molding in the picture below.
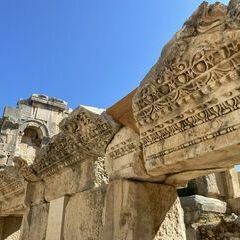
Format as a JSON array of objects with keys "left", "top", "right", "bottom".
[
  {"left": 132, "top": 1, "right": 240, "bottom": 176},
  {"left": 142, "top": 94, "right": 240, "bottom": 147},
  {"left": 32, "top": 107, "right": 120, "bottom": 177},
  {"left": 133, "top": 39, "right": 240, "bottom": 126},
  {"left": 147, "top": 123, "right": 240, "bottom": 162},
  {"left": 0, "top": 167, "right": 25, "bottom": 201}
]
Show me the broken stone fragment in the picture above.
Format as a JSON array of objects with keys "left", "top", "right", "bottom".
[{"left": 180, "top": 195, "right": 227, "bottom": 226}]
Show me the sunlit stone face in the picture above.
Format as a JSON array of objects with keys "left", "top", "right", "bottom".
[{"left": 133, "top": 2, "right": 240, "bottom": 176}]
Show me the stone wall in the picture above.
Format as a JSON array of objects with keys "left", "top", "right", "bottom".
[
  {"left": 0, "top": 94, "right": 69, "bottom": 166},
  {"left": 2, "top": 1, "right": 240, "bottom": 240}
]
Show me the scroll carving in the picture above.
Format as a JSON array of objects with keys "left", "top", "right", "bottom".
[
  {"left": 33, "top": 106, "right": 120, "bottom": 177},
  {"left": 0, "top": 166, "right": 25, "bottom": 201},
  {"left": 133, "top": 1, "right": 240, "bottom": 176}
]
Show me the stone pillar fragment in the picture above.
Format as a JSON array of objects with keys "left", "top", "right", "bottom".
[
  {"left": 102, "top": 180, "right": 186, "bottom": 240},
  {"left": 63, "top": 187, "right": 106, "bottom": 240},
  {"left": 45, "top": 196, "right": 68, "bottom": 240},
  {"left": 19, "top": 203, "right": 49, "bottom": 240},
  {"left": 223, "top": 168, "right": 240, "bottom": 199},
  {"left": 194, "top": 173, "right": 225, "bottom": 199}
]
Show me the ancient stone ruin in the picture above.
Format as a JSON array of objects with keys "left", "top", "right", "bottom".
[{"left": 1, "top": 1, "right": 240, "bottom": 239}]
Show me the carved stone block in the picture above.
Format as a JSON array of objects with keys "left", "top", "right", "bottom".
[
  {"left": 0, "top": 166, "right": 26, "bottom": 216},
  {"left": 32, "top": 106, "right": 120, "bottom": 178},
  {"left": 105, "top": 127, "right": 150, "bottom": 180},
  {"left": 43, "top": 159, "right": 108, "bottom": 202},
  {"left": 133, "top": 1, "right": 240, "bottom": 178}
]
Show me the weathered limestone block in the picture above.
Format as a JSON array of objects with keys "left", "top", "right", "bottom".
[
  {"left": 0, "top": 193, "right": 25, "bottom": 217},
  {"left": 63, "top": 186, "right": 107, "bottom": 240},
  {"left": 0, "top": 166, "right": 26, "bottom": 216},
  {"left": 194, "top": 173, "right": 225, "bottom": 199},
  {"left": 32, "top": 106, "right": 120, "bottom": 178},
  {"left": 0, "top": 166, "right": 25, "bottom": 201},
  {"left": 13, "top": 157, "right": 39, "bottom": 182},
  {"left": 165, "top": 168, "right": 227, "bottom": 187},
  {"left": 43, "top": 158, "right": 108, "bottom": 202},
  {"left": 132, "top": 1, "right": 240, "bottom": 180},
  {"left": 103, "top": 180, "right": 186, "bottom": 240},
  {"left": 0, "top": 94, "right": 69, "bottom": 167},
  {"left": 45, "top": 196, "right": 69, "bottom": 240},
  {"left": 19, "top": 203, "right": 49, "bottom": 240},
  {"left": 228, "top": 197, "right": 240, "bottom": 214},
  {"left": 106, "top": 127, "right": 150, "bottom": 180},
  {"left": 180, "top": 195, "right": 227, "bottom": 226},
  {"left": 24, "top": 181, "right": 46, "bottom": 206},
  {"left": 153, "top": 198, "right": 186, "bottom": 240},
  {"left": 224, "top": 168, "right": 240, "bottom": 199},
  {"left": 196, "top": 214, "right": 240, "bottom": 240}
]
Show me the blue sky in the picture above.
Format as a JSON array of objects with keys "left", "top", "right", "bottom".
[
  {"left": 1, "top": 0, "right": 239, "bottom": 171},
  {"left": 0, "top": 0, "right": 229, "bottom": 113}
]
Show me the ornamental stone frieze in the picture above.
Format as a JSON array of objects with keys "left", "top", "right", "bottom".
[
  {"left": 32, "top": 106, "right": 120, "bottom": 177},
  {"left": 105, "top": 126, "right": 166, "bottom": 181},
  {"left": 105, "top": 127, "right": 149, "bottom": 180},
  {"left": 133, "top": 1, "right": 240, "bottom": 178},
  {"left": 0, "top": 166, "right": 26, "bottom": 216},
  {"left": 0, "top": 167, "right": 24, "bottom": 201}
]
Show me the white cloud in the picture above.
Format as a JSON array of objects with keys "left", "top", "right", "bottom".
[{"left": 208, "top": 0, "right": 229, "bottom": 4}]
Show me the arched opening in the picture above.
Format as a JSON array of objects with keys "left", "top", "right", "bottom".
[
  {"left": 21, "top": 127, "right": 43, "bottom": 147},
  {"left": 18, "top": 126, "right": 43, "bottom": 164}
]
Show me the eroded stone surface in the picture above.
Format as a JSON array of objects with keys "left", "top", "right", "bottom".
[
  {"left": 45, "top": 196, "right": 68, "bottom": 240},
  {"left": 181, "top": 195, "right": 227, "bottom": 226},
  {"left": 0, "top": 94, "right": 69, "bottom": 166},
  {"left": 103, "top": 180, "right": 186, "bottom": 240},
  {"left": 63, "top": 186, "right": 106, "bottom": 240},
  {"left": 106, "top": 127, "right": 149, "bottom": 180},
  {"left": 194, "top": 213, "right": 240, "bottom": 240},
  {"left": 2, "top": 2, "right": 240, "bottom": 240},
  {"left": 43, "top": 158, "right": 108, "bottom": 202},
  {"left": 0, "top": 166, "right": 26, "bottom": 216},
  {"left": 24, "top": 181, "right": 45, "bottom": 206},
  {"left": 133, "top": 1, "right": 240, "bottom": 179},
  {"left": 19, "top": 203, "right": 49, "bottom": 240},
  {"left": 224, "top": 168, "right": 240, "bottom": 199},
  {"left": 33, "top": 106, "right": 120, "bottom": 178},
  {"left": 194, "top": 173, "right": 225, "bottom": 199},
  {"left": 228, "top": 197, "right": 240, "bottom": 214}
]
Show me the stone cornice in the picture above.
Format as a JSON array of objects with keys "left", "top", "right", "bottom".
[
  {"left": 0, "top": 166, "right": 25, "bottom": 201},
  {"left": 32, "top": 106, "right": 120, "bottom": 177}
]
